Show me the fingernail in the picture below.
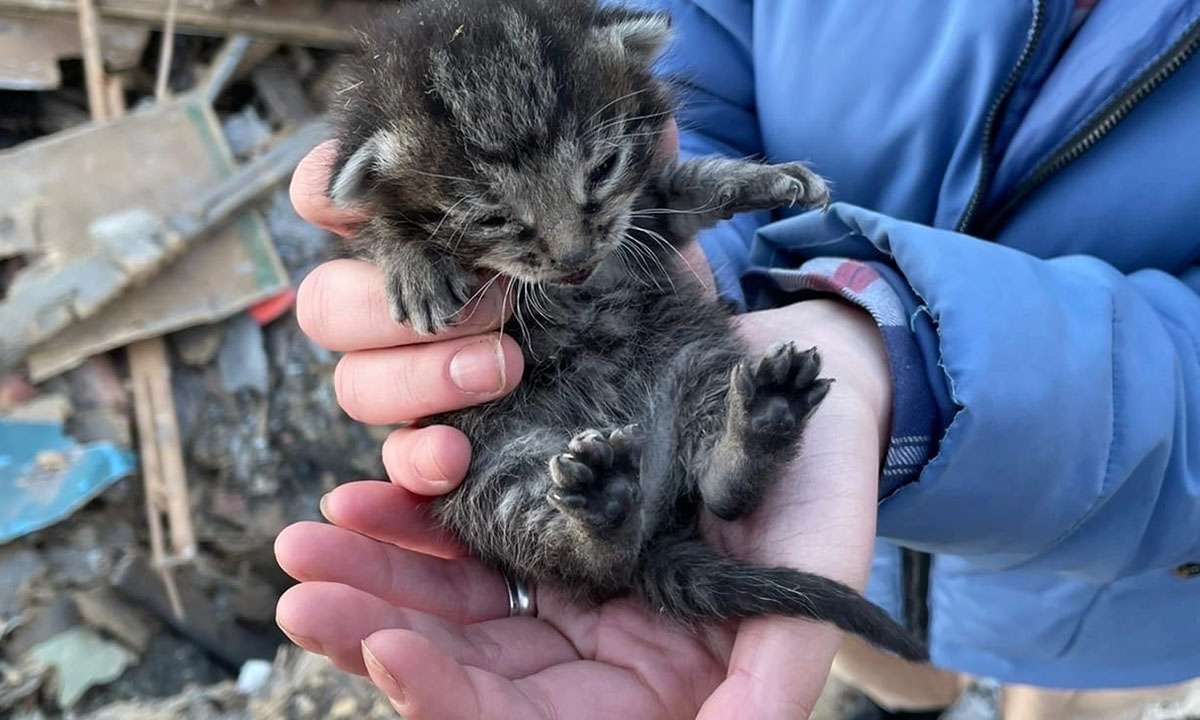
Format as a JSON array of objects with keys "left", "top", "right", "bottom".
[
  {"left": 414, "top": 437, "right": 451, "bottom": 486},
  {"left": 318, "top": 493, "right": 332, "bottom": 522},
  {"left": 449, "top": 338, "right": 505, "bottom": 394},
  {"left": 362, "top": 640, "right": 406, "bottom": 707}
]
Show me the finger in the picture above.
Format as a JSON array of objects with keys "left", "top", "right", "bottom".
[
  {"left": 318, "top": 481, "right": 466, "bottom": 558},
  {"left": 383, "top": 426, "right": 471, "bottom": 495},
  {"left": 276, "top": 582, "right": 578, "bottom": 678},
  {"left": 297, "top": 259, "right": 511, "bottom": 352},
  {"left": 275, "top": 522, "right": 505, "bottom": 622},
  {"left": 290, "top": 140, "right": 367, "bottom": 237},
  {"left": 334, "top": 333, "right": 524, "bottom": 424},
  {"left": 697, "top": 617, "right": 840, "bottom": 720},
  {"left": 364, "top": 630, "right": 669, "bottom": 720}
]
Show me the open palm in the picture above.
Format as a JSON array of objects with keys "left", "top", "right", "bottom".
[{"left": 275, "top": 298, "right": 889, "bottom": 720}]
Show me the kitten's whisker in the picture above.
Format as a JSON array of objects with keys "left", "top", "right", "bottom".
[
  {"left": 585, "top": 87, "right": 650, "bottom": 129},
  {"left": 407, "top": 168, "right": 475, "bottom": 184},
  {"left": 612, "top": 243, "right": 651, "bottom": 288},
  {"left": 632, "top": 226, "right": 707, "bottom": 290},
  {"left": 624, "top": 229, "right": 678, "bottom": 294},
  {"left": 620, "top": 234, "right": 668, "bottom": 292},
  {"left": 428, "top": 195, "right": 471, "bottom": 244},
  {"left": 454, "top": 272, "right": 503, "bottom": 324},
  {"left": 590, "top": 108, "right": 675, "bottom": 137}
]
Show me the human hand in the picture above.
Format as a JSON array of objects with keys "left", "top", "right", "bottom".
[{"left": 276, "top": 132, "right": 892, "bottom": 719}]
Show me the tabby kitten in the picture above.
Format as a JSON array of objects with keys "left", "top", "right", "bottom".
[{"left": 328, "top": 0, "right": 926, "bottom": 661}]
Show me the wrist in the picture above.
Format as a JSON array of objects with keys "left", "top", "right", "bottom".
[{"left": 735, "top": 299, "right": 893, "bottom": 456}]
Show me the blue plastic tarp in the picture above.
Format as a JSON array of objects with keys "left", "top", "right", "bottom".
[{"left": 0, "top": 418, "right": 135, "bottom": 545}]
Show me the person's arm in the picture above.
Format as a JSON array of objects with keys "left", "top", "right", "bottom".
[{"left": 747, "top": 203, "right": 1200, "bottom": 580}]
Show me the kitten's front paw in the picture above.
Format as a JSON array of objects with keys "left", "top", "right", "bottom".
[
  {"left": 772, "top": 162, "right": 831, "bottom": 210},
  {"left": 729, "top": 343, "right": 833, "bottom": 441},
  {"left": 548, "top": 426, "right": 642, "bottom": 531},
  {"left": 382, "top": 260, "right": 475, "bottom": 335}
]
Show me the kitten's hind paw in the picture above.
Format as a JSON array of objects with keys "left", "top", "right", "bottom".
[
  {"left": 548, "top": 426, "right": 642, "bottom": 531},
  {"left": 730, "top": 343, "right": 833, "bottom": 440}
]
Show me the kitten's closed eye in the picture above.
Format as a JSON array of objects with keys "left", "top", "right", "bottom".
[
  {"left": 589, "top": 152, "right": 620, "bottom": 188},
  {"left": 476, "top": 214, "right": 510, "bottom": 228}
]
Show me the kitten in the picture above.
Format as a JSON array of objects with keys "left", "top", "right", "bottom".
[{"left": 328, "top": 0, "right": 927, "bottom": 661}]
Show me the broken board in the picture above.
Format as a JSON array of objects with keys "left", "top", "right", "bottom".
[{"left": 0, "top": 96, "right": 287, "bottom": 381}]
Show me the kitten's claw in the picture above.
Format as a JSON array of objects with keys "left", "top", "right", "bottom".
[
  {"left": 548, "top": 426, "right": 641, "bottom": 531},
  {"left": 773, "top": 162, "right": 830, "bottom": 210},
  {"left": 382, "top": 259, "right": 475, "bottom": 335}
]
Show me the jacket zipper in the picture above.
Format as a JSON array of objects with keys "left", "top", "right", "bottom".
[
  {"left": 956, "top": 0, "right": 1049, "bottom": 234},
  {"left": 974, "top": 15, "right": 1200, "bottom": 238}
]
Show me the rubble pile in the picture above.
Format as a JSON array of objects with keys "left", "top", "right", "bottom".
[{"left": 0, "top": 2, "right": 387, "bottom": 716}]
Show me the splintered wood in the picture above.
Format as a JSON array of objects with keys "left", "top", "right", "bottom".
[{"left": 127, "top": 337, "right": 193, "bottom": 619}]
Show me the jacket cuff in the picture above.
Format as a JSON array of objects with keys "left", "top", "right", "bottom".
[{"left": 745, "top": 258, "right": 945, "bottom": 498}]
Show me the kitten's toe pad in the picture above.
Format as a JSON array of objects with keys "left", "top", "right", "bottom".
[
  {"left": 548, "top": 426, "right": 641, "bottom": 530},
  {"left": 731, "top": 343, "right": 833, "bottom": 439}
]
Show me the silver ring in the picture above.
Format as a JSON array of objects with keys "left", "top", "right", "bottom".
[{"left": 504, "top": 573, "right": 537, "bottom": 617}]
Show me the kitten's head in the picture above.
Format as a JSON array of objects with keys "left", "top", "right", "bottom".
[{"left": 329, "top": 0, "right": 675, "bottom": 285}]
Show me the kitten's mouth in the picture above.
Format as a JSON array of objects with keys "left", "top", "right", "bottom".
[{"left": 556, "top": 265, "right": 597, "bottom": 285}]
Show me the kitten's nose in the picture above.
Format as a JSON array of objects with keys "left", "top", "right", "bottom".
[{"left": 556, "top": 245, "right": 591, "bottom": 268}]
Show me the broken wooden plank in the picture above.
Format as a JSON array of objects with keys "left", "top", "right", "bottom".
[
  {"left": 127, "top": 336, "right": 191, "bottom": 620},
  {"left": 0, "top": 16, "right": 147, "bottom": 90},
  {"left": 0, "top": 0, "right": 378, "bottom": 49},
  {"left": 0, "top": 114, "right": 324, "bottom": 374},
  {"left": 76, "top": 0, "right": 109, "bottom": 121},
  {"left": 0, "top": 98, "right": 321, "bottom": 379}
]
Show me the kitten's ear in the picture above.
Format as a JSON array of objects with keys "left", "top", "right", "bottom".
[
  {"left": 595, "top": 10, "right": 672, "bottom": 63},
  {"left": 329, "top": 132, "right": 383, "bottom": 207}
]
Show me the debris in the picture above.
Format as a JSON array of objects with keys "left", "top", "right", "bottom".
[
  {"left": 0, "top": 109, "right": 325, "bottom": 377},
  {"left": 128, "top": 336, "right": 194, "bottom": 619},
  {"left": 2, "top": 393, "right": 72, "bottom": 423},
  {"left": 0, "top": 16, "right": 147, "bottom": 91},
  {"left": 7, "top": 594, "right": 81, "bottom": 657},
  {"left": 28, "top": 626, "right": 138, "bottom": 709},
  {"left": 0, "top": 97, "right": 289, "bottom": 381},
  {"left": 216, "top": 313, "right": 269, "bottom": 396},
  {"left": 111, "top": 554, "right": 280, "bottom": 671},
  {"left": 0, "top": 4, "right": 391, "bottom": 715},
  {"left": 0, "top": 375, "right": 38, "bottom": 408},
  {"left": 0, "top": 0, "right": 380, "bottom": 49},
  {"left": 0, "top": 416, "right": 134, "bottom": 544},
  {"left": 0, "top": 547, "right": 45, "bottom": 617},
  {"left": 171, "top": 323, "right": 225, "bottom": 367},
  {"left": 235, "top": 660, "right": 271, "bottom": 695},
  {"left": 0, "top": 658, "right": 47, "bottom": 712},
  {"left": 250, "top": 55, "right": 316, "bottom": 126},
  {"left": 72, "top": 587, "right": 154, "bottom": 653}
]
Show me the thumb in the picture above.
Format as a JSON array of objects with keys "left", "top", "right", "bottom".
[{"left": 698, "top": 617, "right": 841, "bottom": 720}]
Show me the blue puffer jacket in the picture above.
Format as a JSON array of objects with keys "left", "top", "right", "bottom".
[{"left": 645, "top": 0, "right": 1200, "bottom": 689}]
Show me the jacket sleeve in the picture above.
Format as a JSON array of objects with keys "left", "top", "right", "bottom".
[
  {"left": 746, "top": 205, "right": 1200, "bottom": 582},
  {"left": 639, "top": 0, "right": 950, "bottom": 496}
]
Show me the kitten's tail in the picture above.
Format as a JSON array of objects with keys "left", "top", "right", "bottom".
[{"left": 640, "top": 536, "right": 929, "bottom": 662}]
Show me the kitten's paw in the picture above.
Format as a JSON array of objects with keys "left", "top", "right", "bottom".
[
  {"left": 772, "top": 162, "right": 831, "bottom": 210},
  {"left": 548, "top": 426, "right": 642, "bottom": 531},
  {"left": 711, "top": 162, "right": 830, "bottom": 215},
  {"left": 382, "top": 261, "right": 475, "bottom": 335},
  {"left": 729, "top": 343, "right": 833, "bottom": 440}
]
